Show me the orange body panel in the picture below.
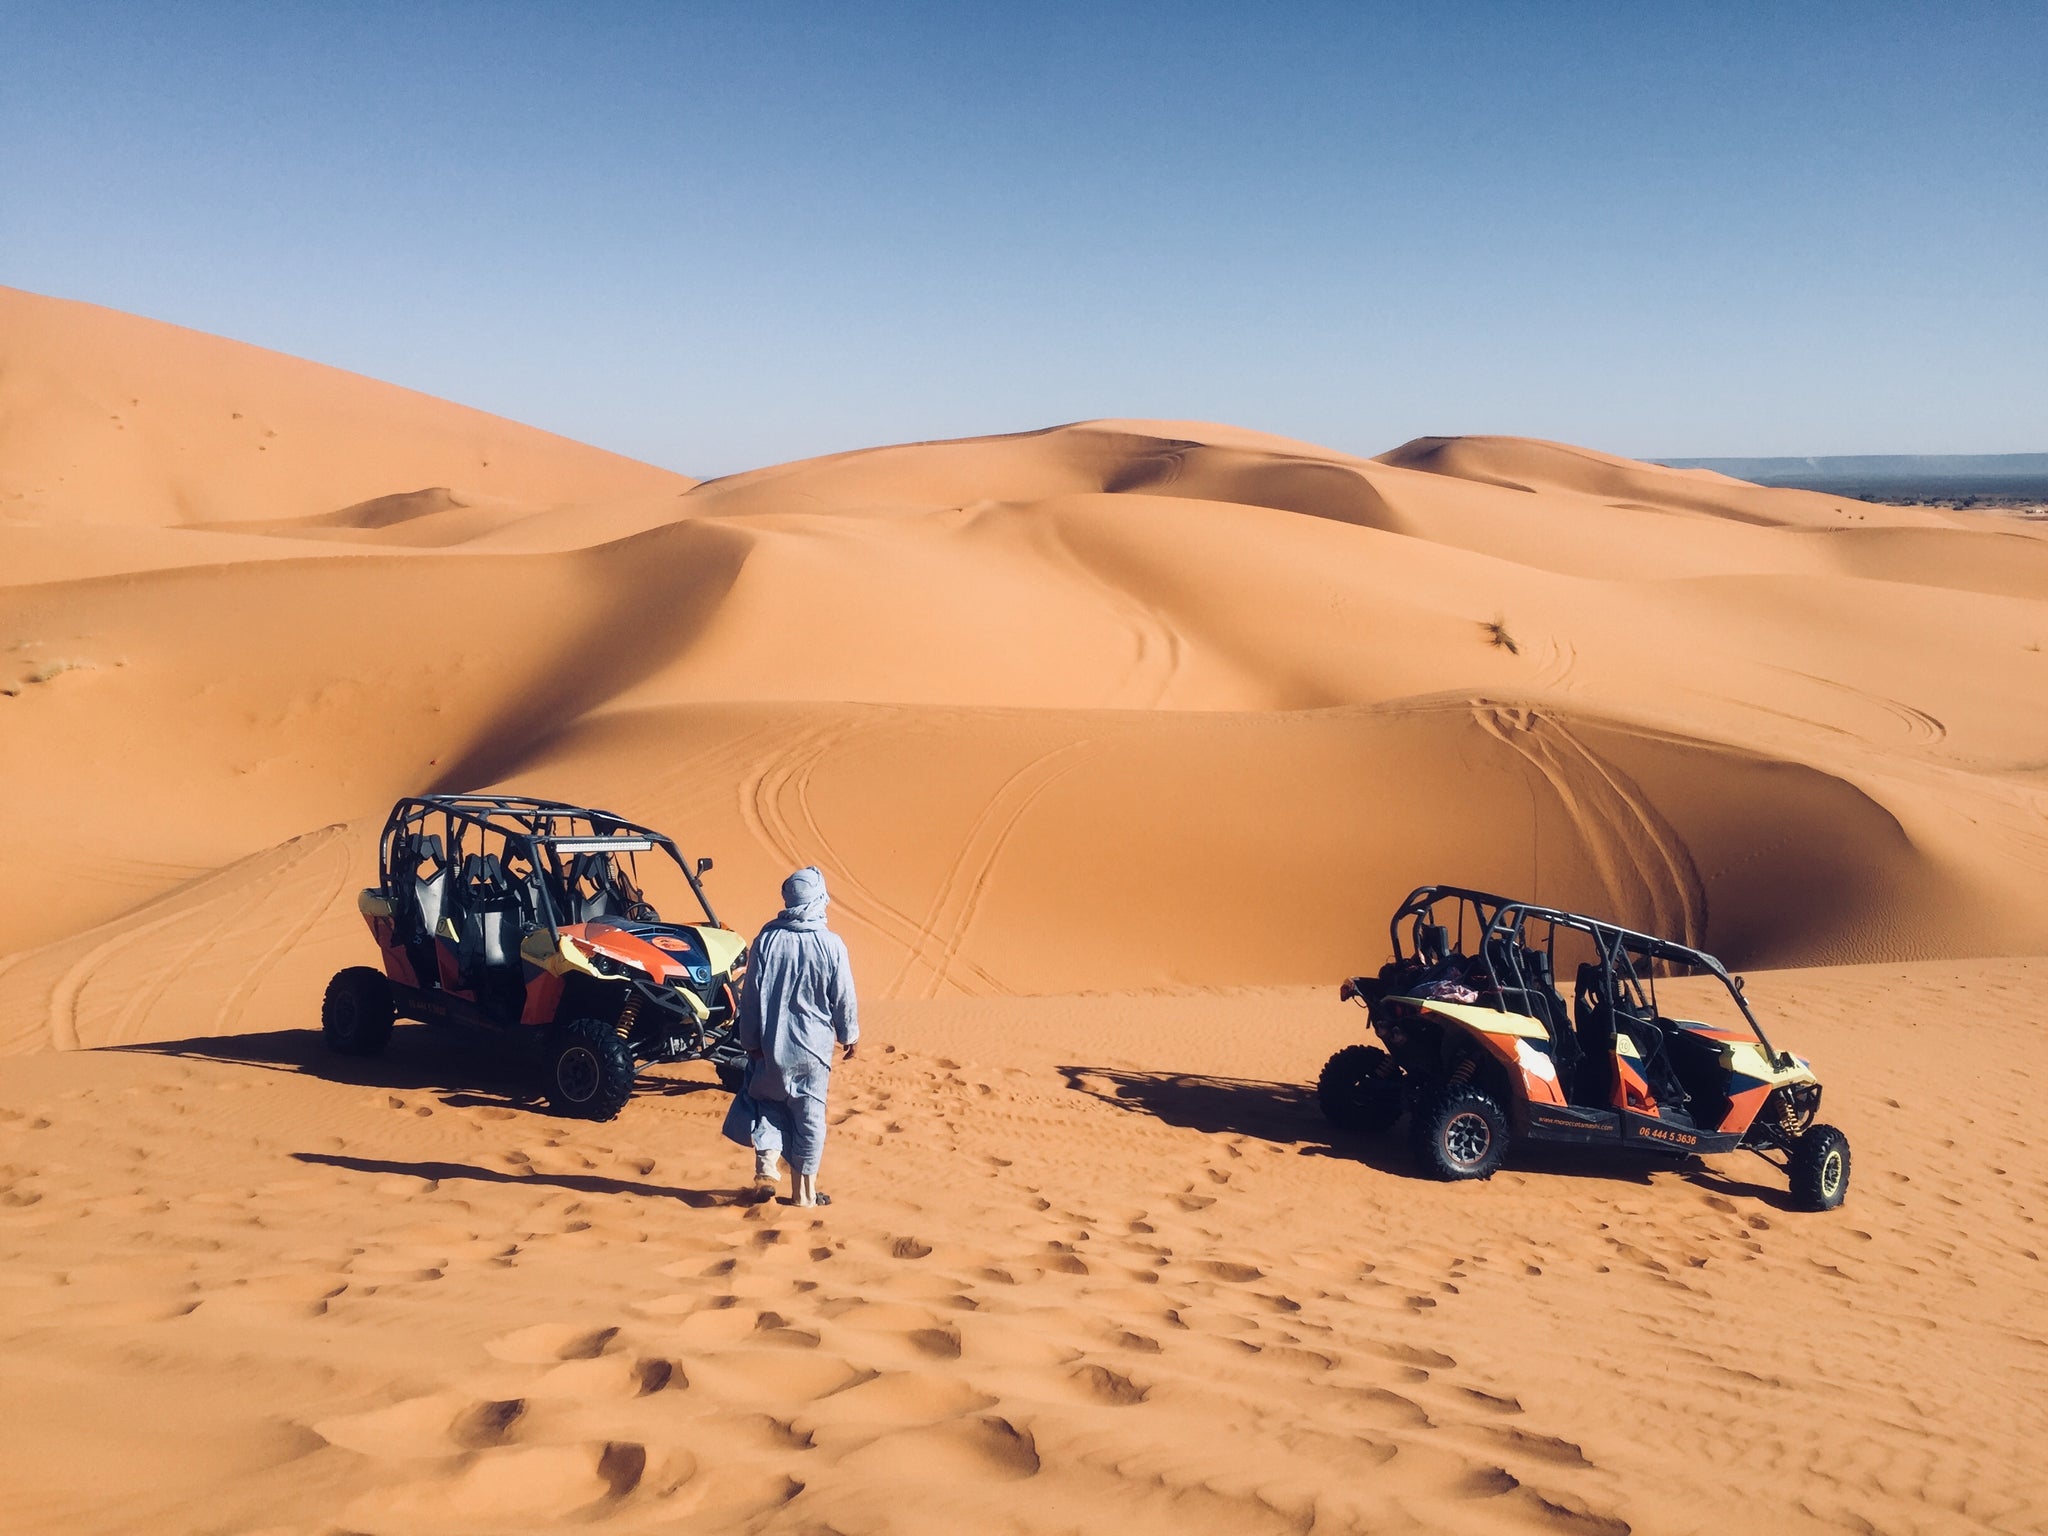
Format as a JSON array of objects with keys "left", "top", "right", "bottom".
[
  {"left": 520, "top": 968, "right": 565, "bottom": 1026},
  {"left": 1719, "top": 1083, "right": 1774, "bottom": 1135}
]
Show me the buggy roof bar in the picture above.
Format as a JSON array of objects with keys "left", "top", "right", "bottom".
[
  {"left": 385, "top": 794, "right": 678, "bottom": 847},
  {"left": 381, "top": 793, "right": 718, "bottom": 926},
  {"left": 1390, "top": 883, "right": 1783, "bottom": 1063},
  {"left": 1392, "top": 884, "right": 1723, "bottom": 971}
]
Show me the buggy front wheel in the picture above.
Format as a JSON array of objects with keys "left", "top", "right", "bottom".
[
  {"left": 545, "top": 1017, "right": 637, "bottom": 1121},
  {"left": 1790, "top": 1124, "right": 1850, "bottom": 1211},
  {"left": 1413, "top": 1086, "right": 1509, "bottom": 1181}
]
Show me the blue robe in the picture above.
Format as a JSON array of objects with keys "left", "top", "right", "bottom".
[{"left": 719, "top": 867, "right": 858, "bottom": 1177}]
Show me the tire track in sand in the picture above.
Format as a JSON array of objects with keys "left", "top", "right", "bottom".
[
  {"left": 44, "top": 827, "right": 346, "bottom": 1051},
  {"left": 1473, "top": 705, "right": 1706, "bottom": 943},
  {"left": 739, "top": 719, "right": 1009, "bottom": 996},
  {"left": 1758, "top": 663, "right": 1948, "bottom": 747},
  {"left": 891, "top": 740, "right": 1101, "bottom": 1000},
  {"left": 217, "top": 828, "right": 356, "bottom": 1035}
]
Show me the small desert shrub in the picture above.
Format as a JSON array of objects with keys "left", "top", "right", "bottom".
[{"left": 1482, "top": 618, "right": 1520, "bottom": 656}]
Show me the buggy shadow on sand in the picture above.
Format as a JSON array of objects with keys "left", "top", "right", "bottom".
[
  {"left": 118, "top": 1024, "right": 728, "bottom": 1113},
  {"left": 1318, "top": 885, "right": 1850, "bottom": 1211},
  {"left": 1059, "top": 1064, "right": 1745, "bottom": 1198}
]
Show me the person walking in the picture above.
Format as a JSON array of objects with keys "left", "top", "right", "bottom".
[{"left": 721, "top": 866, "right": 858, "bottom": 1207}]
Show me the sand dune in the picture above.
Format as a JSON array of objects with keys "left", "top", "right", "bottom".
[
  {"left": 0, "top": 287, "right": 688, "bottom": 529},
  {"left": 2, "top": 291, "right": 2045, "bottom": 1533}
]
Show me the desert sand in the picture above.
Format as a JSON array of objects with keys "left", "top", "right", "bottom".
[{"left": 2, "top": 285, "right": 2046, "bottom": 1534}]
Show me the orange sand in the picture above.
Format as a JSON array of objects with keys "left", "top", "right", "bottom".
[{"left": 2, "top": 286, "right": 2046, "bottom": 1534}]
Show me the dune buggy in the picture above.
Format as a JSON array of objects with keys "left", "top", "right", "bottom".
[
  {"left": 1320, "top": 885, "right": 1849, "bottom": 1210},
  {"left": 322, "top": 794, "right": 749, "bottom": 1120}
]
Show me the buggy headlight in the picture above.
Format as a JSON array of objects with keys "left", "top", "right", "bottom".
[
  {"left": 686, "top": 963, "right": 711, "bottom": 987},
  {"left": 571, "top": 943, "right": 637, "bottom": 978}
]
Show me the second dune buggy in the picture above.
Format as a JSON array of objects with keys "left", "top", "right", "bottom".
[
  {"left": 322, "top": 795, "right": 749, "bottom": 1120},
  {"left": 1320, "top": 885, "right": 1850, "bottom": 1211}
]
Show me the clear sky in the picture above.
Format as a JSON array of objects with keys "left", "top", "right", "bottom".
[{"left": 5, "top": 2, "right": 2043, "bottom": 475}]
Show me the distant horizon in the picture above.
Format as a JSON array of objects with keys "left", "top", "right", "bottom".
[{"left": 17, "top": 277, "right": 2048, "bottom": 481}]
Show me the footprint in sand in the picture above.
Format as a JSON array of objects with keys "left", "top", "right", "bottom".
[
  {"left": 838, "top": 1415, "right": 1039, "bottom": 1484},
  {"left": 753, "top": 1311, "right": 824, "bottom": 1349},
  {"left": 908, "top": 1326, "right": 962, "bottom": 1359},
  {"left": 485, "top": 1322, "right": 621, "bottom": 1364},
  {"left": 340, "top": 1440, "right": 649, "bottom": 1529},
  {"left": 526, "top": 1354, "right": 677, "bottom": 1400},
  {"left": 1458, "top": 1387, "right": 1523, "bottom": 1414},
  {"left": 1478, "top": 1425, "right": 1593, "bottom": 1467},
  {"left": 1065, "top": 1363, "right": 1150, "bottom": 1405},
  {"left": 194, "top": 1271, "right": 349, "bottom": 1320},
  {"left": 1374, "top": 1342, "right": 1456, "bottom": 1369},
  {"left": 313, "top": 1391, "right": 525, "bottom": 1458},
  {"left": 802, "top": 1371, "right": 995, "bottom": 1432},
  {"left": 1199, "top": 1260, "right": 1263, "bottom": 1283},
  {"left": 1337, "top": 1385, "right": 1434, "bottom": 1429}
]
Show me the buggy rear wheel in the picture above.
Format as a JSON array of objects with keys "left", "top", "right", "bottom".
[
  {"left": 1318, "top": 1045, "right": 1403, "bottom": 1134},
  {"left": 1790, "top": 1123, "right": 1850, "bottom": 1211},
  {"left": 322, "top": 967, "right": 394, "bottom": 1057},
  {"left": 1413, "top": 1086, "right": 1509, "bottom": 1181},
  {"left": 545, "top": 1017, "right": 637, "bottom": 1121},
  {"left": 715, "top": 1056, "right": 748, "bottom": 1094}
]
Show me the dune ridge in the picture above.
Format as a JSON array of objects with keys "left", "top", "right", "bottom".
[
  {"left": 1, "top": 289, "right": 2045, "bottom": 1535},
  {"left": 2, "top": 304, "right": 2043, "bottom": 985}
]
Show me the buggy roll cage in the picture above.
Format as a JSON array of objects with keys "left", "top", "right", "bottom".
[
  {"left": 378, "top": 794, "right": 721, "bottom": 936},
  {"left": 1386, "top": 884, "right": 1786, "bottom": 1066}
]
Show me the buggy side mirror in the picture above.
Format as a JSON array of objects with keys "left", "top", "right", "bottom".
[
  {"left": 1339, "top": 978, "right": 1358, "bottom": 1001},
  {"left": 696, "top": 857, "right": 714, "bottom": 876}
]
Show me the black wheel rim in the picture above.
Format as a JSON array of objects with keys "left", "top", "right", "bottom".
[
  {"left": 1443, "top": 1110, "right": 1491, "bottom": 1170},
  {"left": 558, "top": 1045, "right": 600, "bottom": 1102}
]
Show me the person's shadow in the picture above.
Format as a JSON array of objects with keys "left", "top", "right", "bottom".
[{"left": 291, "top": 1150, "right": 753, "bottom": 1208}]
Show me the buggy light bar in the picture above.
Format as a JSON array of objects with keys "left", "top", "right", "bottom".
[{"left": 545, "top": 837, "right": 657, "bottom": 853}]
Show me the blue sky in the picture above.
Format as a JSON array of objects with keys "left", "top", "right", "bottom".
[{"left": 5, "top": 2, "right": 2042, "bottom": 474}]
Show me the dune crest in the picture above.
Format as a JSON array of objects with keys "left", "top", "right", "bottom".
[
  {"left": 2, "top": 294, "right": 2045, "bottom": 986},
  {"left": 0, "top": 286, "right": 690, "bottom": 528},
  {"left": 1, "top": 291, "right": 2045, "bottom": 1536}
]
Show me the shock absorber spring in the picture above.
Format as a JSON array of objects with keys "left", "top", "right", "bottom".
[
  {"left": 1448, "top": 1057, "right": 1477, "bottom": 1088},
  {"left": 616, "top": 998, "right": 640, "bottom": 1038}
]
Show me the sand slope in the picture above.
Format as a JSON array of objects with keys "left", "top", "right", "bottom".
[
  {"left": 0, "top": 287, "right": 689, "bottom": 529},
  {"left": 2, "top": 292, "right": 2046, "bottom": 1534},
  {"left": 3, "top": 963, "right": 2045, "bottom": 1535}
]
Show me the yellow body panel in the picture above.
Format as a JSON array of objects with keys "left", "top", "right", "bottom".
[
  {"left": 1411, "top": 998, "right": 1550, "bottom": 1040},
  {"left": 696, "top": 925, "right": 746, "bottom": 976},
  {"left": 358, "top": 888, "right": 396, "bottom": 919},
  {"left": 1724, "top": 1039, "right": 1819, "bottom": 1087}
]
